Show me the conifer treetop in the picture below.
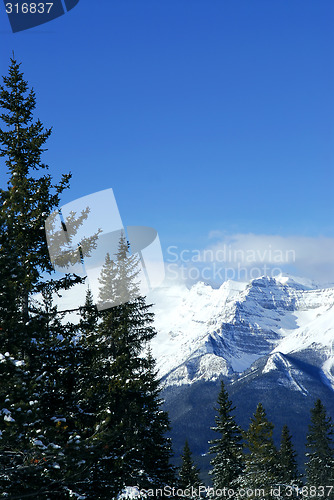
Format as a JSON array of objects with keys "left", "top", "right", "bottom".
[
  {"left": 305, "top": 398, "right": 334, "bottom": 489},
  {"left": 0, "top": 57, "right": 71, "bottom": 283}
]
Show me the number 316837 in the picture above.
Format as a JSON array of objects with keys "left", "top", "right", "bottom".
[{"left": 5, "top": 3, "right": 54, "bottom": 14}]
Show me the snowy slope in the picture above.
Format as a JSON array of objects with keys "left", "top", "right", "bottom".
[{"left": 149, "top": 276, "right": 334, "bottom": 387}]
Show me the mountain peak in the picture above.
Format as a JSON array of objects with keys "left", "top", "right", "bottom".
[{"left": 151, "top": 276, "right": 334, "bottom": 387}]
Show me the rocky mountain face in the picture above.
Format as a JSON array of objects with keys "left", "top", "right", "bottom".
[{"left": 149, "top": 276, "right": 334, "bottom": 480}]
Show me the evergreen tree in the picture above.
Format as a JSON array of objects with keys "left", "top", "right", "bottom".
[
  {"left": 76, "top": 288, "right": 100, "bottom": 441},
  {"left": 136, "top": 347, "right": 175, "bottom": 490},
  {"left": 97, "top": 251, "right": 118, "bottom": 308},
  {"left": 305, "top": 399, "right": 334, "bottom": 496},
  {"left": 278, "top": 425, "right": 300, "bottom": 488},
  {"left": 0, "top": 57, "right": 71, "bottom": 311},
  {"left": 178, "top": 440, "right": 202, "bottom": 498},
  {"left": 0, "top": 57, "right": 174, "bottom": 499},
  {"left": 75, "top": 236, "right": 175, "bottom": 498},
  {"left": 0, "top": 57, "right": 86, "bottom": 498},
  {"left": 209, "top": 380, "right": 243, "bottom": 494},
  {"left": 240, "top": 403, "right": 279, "bottom": 499}
]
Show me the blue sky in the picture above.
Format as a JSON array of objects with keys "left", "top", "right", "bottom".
[{"left": 1, "top": 0, "right": 334, "bottom": 283}]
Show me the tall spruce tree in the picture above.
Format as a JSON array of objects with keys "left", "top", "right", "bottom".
[
  {"left": 278, "top": 425, "right": 300, "bottom": 488},
  {"left": 240, "top": 403, "right": 279, "bottom": 499},
  {"left": 76, "top": 287, "right": 100, "bottom": 459},
  {"left": 305, "top": 399, "right": 334, "bottom": 496},
  {"left": 178, "top": 440, "right": 202, "bottom": 497},
  {"left": 0, "top": 57, "right": 174, "bottom": 499},
  {"left": 209, "top": 380, "right": 243, "bottom": 494},
  {"left": 0, "top": 57, "right": 71, "bottom": 308},
  {"left": 0, "top": 57, "right": 86, "bottom": 498},
  {"left": 75, "top": 236, "right": 174, "bottom": 498}
]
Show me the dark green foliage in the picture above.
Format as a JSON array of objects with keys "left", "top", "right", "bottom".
[
  {"left": 278, "top": 425, "right": 300, "bottom": 488},
  {"left": 209, "top": 380, "right": 243, "bottom": 493},
  {"left": 178, "top": 440, "right": 202, "bottom": 497},
  {"left": 305, "top": 399, "right": 334, "bottom": 495},
  {"left": 75, "top": 237, "right": 175, "bottom": 498},
  {"left": 0, "top": 57, "right": 174, "bottom": 499},
  {"left": 0, "top": 58, "right": 71, "bottom": 306},
  {"left": 241, "top": 403, "right": 279, "bottom": 499},
  {"left": 0, "top": 57, "right": 87, "bottom": 498}
]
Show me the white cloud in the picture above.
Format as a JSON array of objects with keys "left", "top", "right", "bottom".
[
  {"left": 164, "top": 233, "right": 334, "bottom": 286},
  {"left": 202, "top": 233, "right": 334, "bottom": 284}
]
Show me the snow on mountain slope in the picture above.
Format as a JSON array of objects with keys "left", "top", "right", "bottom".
[
  {"left": 149, "top": 276, "right": 334, "bottom": 387},
  {"left": 149, "top": 280, "right": 248, "bottom": 382},
  {"left": 273, "top": 299, "right": 334, "bottom": 354},
  {"left": 271, "top": 298, "right": 334, "bottom": 390},
  {"left": 262, "top": 352, "right": 309, "bottom": 395}
]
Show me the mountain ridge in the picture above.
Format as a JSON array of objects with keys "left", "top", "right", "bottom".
[
  {"left": 150, "top": 275, "right": 334, "bottom": 388},
  {"left": 149, "top": 275, "right": 334, "bottom": 479}
]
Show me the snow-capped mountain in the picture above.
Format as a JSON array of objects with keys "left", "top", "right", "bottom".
[
  {"left": 148, "top": 276, "right": 334, "bottom": 477},
  {"left": 150, "top": 275, "right": 334, "bottom": 388},
  {"left": 55, "top": 272, "right": 334, "bottom": 476}
]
